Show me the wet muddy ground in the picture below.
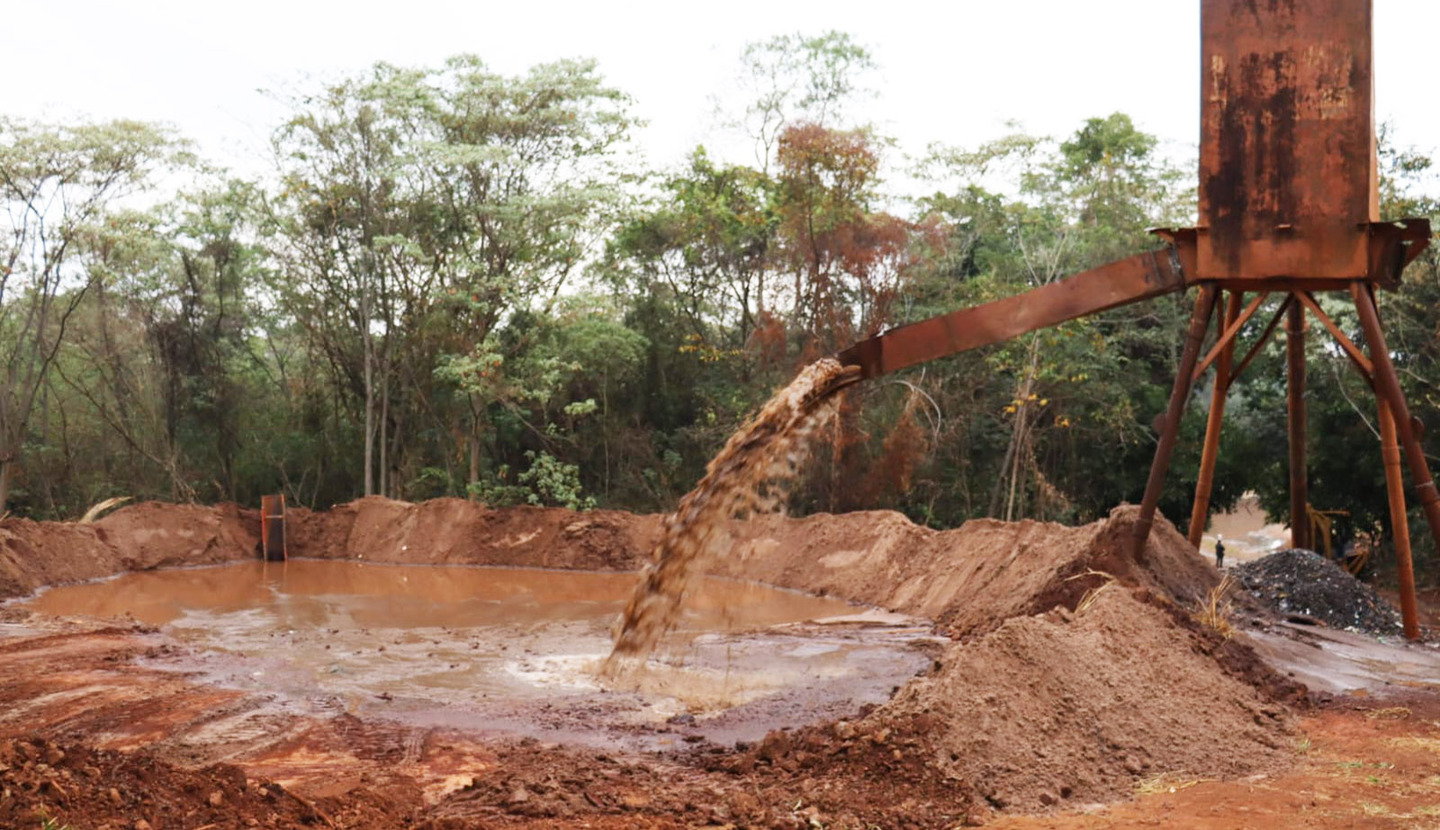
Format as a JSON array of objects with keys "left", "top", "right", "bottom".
[{"left": 10, "top": 561, "right": 938, "bottom": 752}]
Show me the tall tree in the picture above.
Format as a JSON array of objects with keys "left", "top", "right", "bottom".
[
  {"left": 0, "top": 118, "right": 183, "bottom": 512},
  {"left": 733, "top": 31, "right": 876, "bottom": 170},
  {"left": 272, "top": 56, "right": 635, "bottom": 499}
]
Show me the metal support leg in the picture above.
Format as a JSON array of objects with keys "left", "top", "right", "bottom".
[
  {"left": 1133, "top": 284, "right": 1219, "bottom": 560},
  {"left": 1287, "top": 299, "right": 1310, "bottom": 551},
  {"left": 1379, "top": 397, "right": 1421, "bottom": 640},
  {"left": 1352, "top": 282, "right": 1426, "bottom": 641},
  {"left": 1189, "top": 291, "right": 1243, "bottom": 547}
]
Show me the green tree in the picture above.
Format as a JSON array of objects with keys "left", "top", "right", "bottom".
[
  {"left": 902, "top": 115, "right": 1193, "bottom": 526},
  {"left": 733, "top": 30, "right": 876, "bottom": 169},
  {"left": 272, "top": 56, "right": 636, "bottom": 499},
  {"left": 0, "top": 117, "right": 185, "bottom": 513}
]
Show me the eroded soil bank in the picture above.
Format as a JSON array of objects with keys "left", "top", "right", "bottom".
[{"left": 0, "top": 497, "right": 1425, "bottom": 828}]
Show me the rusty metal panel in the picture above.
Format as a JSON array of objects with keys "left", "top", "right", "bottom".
[
  {"left": 1199, "top": 0, "right": 1377, "bottom": 280},
  {"left": 261, "top": 494, "right": 287, "bottom": 562},
  {"left": 837, "top": 249, "right": 1188, "bottom": 378}
]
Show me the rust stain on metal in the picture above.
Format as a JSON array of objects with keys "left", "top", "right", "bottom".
[
  {"left": 1198, "top": 0, "right": 1380, "bottom": 281},
  {"left": 837, "top": 249, "right": 1187, "bottom": 378}
]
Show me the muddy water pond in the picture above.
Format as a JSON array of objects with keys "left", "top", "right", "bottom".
[{"left": 17, "top": 560, "right": 938, "bottom": 747}]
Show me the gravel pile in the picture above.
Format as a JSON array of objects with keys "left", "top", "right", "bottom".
[{"left": 1233, "top": 549, "right": 1402, "bottom": 636}]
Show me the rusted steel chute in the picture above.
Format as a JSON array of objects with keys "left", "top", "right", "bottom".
[{"left": 838, "top": 0, "right": 1431, "bottom": 639}]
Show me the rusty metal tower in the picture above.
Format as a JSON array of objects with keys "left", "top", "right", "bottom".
[{"left": 841, "top": 0, "right": 1433, "bottom": 638}]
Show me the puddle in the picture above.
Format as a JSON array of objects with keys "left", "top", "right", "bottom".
[{"left": 15, "top": 560, "right": 937, "bottom": 747}]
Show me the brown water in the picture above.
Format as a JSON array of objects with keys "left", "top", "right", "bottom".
[
  {"left": 610, "top": 358, "right": 860, "bottom": 661},
  {"left": 21, "top": 559, "right": 853, "bottom": 631}
]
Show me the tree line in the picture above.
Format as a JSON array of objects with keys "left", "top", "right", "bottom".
[{"left": 3, "top": 33, "right": 1439, "bottom": 569}]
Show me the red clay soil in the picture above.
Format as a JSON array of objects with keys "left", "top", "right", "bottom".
[
  {"left": 864, "top": 588, "right": 1292, "bottom": 813},
  {"left": 0, "top": 503, "right": 259, "bottom": 600},
  {"left": 287, "top": 497, "right": 657, "bottom": 572},
  {"left": 710, "top": 504, "right": 1226, "bottom": 640},
  {"left": 0, "top": 498, "right": 1343, "bottom": 829},
  {"left": 0, "top": 734, "right": 416, "bottom": 830}
]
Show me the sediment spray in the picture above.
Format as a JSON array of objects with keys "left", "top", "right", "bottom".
[{"left": 605, "top": 358, "right": 861, "bottom": 669}]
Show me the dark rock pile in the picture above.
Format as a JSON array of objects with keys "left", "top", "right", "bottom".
[{"left": 1233, "top": 549, "right": 1403, "bottom": 636}]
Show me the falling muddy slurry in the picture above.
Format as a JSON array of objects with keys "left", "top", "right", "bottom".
[
  {"left": 608, "top": 357, "right": 860, "bottom": 664},
  {"left": 13, "top": 558, "right": 936, "bottom": 748}
]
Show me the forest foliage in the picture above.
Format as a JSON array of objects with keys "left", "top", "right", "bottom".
[{"left": 4, "top": 33, "right": 1440, "bottom": 570}]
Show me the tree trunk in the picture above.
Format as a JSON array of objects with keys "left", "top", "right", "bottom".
[
  {"left": 378, "top": 371, "right": 389, "bottom": 498},
  {"left": 362, "top": 293, "right": 375, "bottom": 497},
  {"left": 989, "top": 336, "right": 1043, "bottom": 519},
  {"left": 0, "top": 457, "right": 11, "bottom": 515},
  {"left": 468, "top": 433, "right": 480, "bottom": 493}
]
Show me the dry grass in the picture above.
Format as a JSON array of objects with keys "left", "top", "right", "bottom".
[
  {"left": 1388, "top": 736, "right": 1440, "bottom": 754},
  {"left": 1067, "top": 569, "right": 1117, "bottom": 616},
  {"left": 1134, "top": 771, "right": 1204, "bottom": 795},
  {"left": 78, "top": 496, "right": 130, "bottom": 524},
  {"left": 1193, "top": 572, "right": 1237, "bottom": 639},
  {"left": 1367, "top": 707, "right": 1414, "bottom": 721}
]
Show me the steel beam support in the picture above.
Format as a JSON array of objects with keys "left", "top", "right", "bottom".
[
  {"left": 1378, "top": 397, "right": 1421, "bottom": 640},
  {"left": 1287, "top": 300, "right": 1311, "bottom": 551},
  {"left": 1192, "top": 291, "right": 1268, "bottom": 384},
  {"left": 1189, "top": 291, "right": 1243, "bottom": 548},
  {"left": 838, "top": 249, "right": 1188, "bottom": 379},
  {"left": 1352, "top": 281, "right": 1428, "bottom": 641},
  {"left": 1133, "top": 284, "right": 1219, "bottom": 560}
]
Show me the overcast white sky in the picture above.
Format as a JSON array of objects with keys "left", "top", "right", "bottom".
[{"left": 8, "top": 1, "right": 1439, "bottom": 183}]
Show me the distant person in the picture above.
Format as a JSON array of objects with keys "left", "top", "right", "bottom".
[{"left": 1215, "top": 536, "right": 1225, "bottom": 569}]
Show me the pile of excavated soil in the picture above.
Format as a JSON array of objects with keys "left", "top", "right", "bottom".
[
  {"left": 713, "top": 503, "right": 1223, "bottom": 639},
  {"left": 0, "top": 503, "right": 257, "bottom": 600},
  {"left": 1235, "top": 549, "right": 1404, "bottom": 635},
  {"left": 744, "top": 587, "right": 1295, "bottom": 817},
  {"left": 288, "top": 496, "right": 656, "bottom": 571}
]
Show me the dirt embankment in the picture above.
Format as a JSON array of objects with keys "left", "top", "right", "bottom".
[
  {"left": 0, "top": 503, "right": 259, "bottom": 600},
  {"left": 287, "top": 496, "right": 658, "bottom": 571},
  {"left": 714, "top": 503, "right": 1222, "bottom": 638},
  {"left": 0, "top": 497, "right": 659, "bottom": 602},
  {"left": 4, "top": 498, "right": 1215, "bottom": 635}
]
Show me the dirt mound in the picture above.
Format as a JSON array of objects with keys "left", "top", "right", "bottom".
[
  {"left": 1235, "top": 548, "right": 1404, "bottom": 635},
  {"left": 96, "top": 501, "right": 259, "bottom": 568},
  {"left": 0, "top": 520, "right": 113, "bottom": 600},
  {"left": 0, "top": 503, "right": 257, "bottom": 601},
  {"left": 288, "top": 496, "right": 655, "bottom": 570},
  {"left": 746, "top": 587, "right": 1293, "bottom": 817},
  {"left": 714, "top": 503, "right": 1220, "bottom": 638},
  {"left": 0, "top": 735, "right": 418, "bottom": 829}
]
